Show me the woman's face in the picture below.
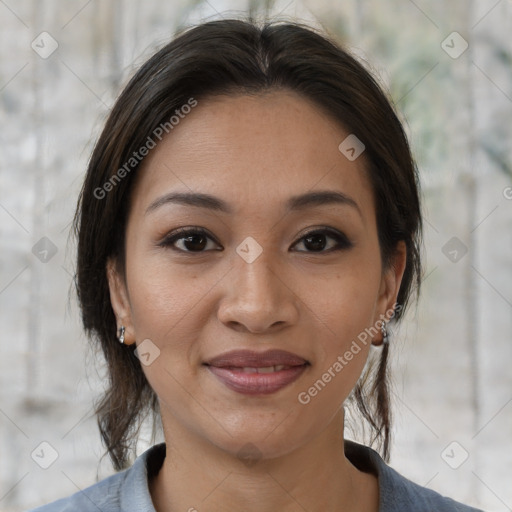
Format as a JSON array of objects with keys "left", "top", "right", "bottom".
[{"left": 108, "top": 90, "right": 406, "bottom": 460}]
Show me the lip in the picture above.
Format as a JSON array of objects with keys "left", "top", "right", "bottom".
[
  {"left": 204, "top": 349, "right": 309, "bottom": 395},
  {"left": 204, "top": 349, "right": 308, "bottom": 368}
]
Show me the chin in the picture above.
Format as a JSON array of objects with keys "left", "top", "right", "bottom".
[{"left": 202, "top": 411, "right": 314, "bottom": 462}]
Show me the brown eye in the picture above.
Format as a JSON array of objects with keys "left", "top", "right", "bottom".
[
  {"left": 304, "top": 232, "right": 328, "bottom": 251},
  {"left": 292, "top": 228, "right": 352, "bottom": 253},
  {"left": 179, "top": 233, "right": 208, "bottom": 251},
  {"left": 159, "top": 228, "right": 221, "bottom": 252}
]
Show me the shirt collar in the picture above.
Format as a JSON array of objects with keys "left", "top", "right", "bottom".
[
  {"left": 119, "top": 443, "right": 166, "bottom": 511},
  {"left": 120, "top": 440, "right": 392, "bottom": 511}
]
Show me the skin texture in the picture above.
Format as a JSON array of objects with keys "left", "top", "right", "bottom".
[{"left": 107, "top": 90, "right": 407, "bottom": 512}]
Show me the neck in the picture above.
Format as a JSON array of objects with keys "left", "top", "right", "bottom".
[{"left": 149, "top": 410, "right": 379, "bottom": 512}]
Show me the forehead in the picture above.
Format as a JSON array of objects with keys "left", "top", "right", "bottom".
[{"left": 130, "top": 90, "right": 375, "bottom": 222}]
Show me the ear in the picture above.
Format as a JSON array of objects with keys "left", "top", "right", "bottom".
[
  {"left": 106, "top": 257, "right": 136, "bottom": 345},
  {"left": 372, "top": 240, "right": 407, "bottom": 345}
]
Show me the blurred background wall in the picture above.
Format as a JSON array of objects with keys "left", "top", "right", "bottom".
[{"left": 1, "top": 1, "right": 511, "bottom": 511}]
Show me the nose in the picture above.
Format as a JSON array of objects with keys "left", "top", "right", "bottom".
[{"left": 217, "top": 249, "right": 299, "bottom": 334}]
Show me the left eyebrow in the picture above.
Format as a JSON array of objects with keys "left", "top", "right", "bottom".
[{"left": 286, "top": 190, "right": 362, "bottom": 218}]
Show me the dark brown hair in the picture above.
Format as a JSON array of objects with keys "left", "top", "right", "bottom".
[{"left": 73, "top": 18, "right": 423, "bottom": 471}]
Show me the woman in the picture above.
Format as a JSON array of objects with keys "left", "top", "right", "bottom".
[{"left": 30, "top": 18, "right": 485, "bottom": 512}]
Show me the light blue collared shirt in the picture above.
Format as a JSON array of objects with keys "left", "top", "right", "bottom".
[{"left": 28, "top": 440, "right": 485, "bottom": 511}]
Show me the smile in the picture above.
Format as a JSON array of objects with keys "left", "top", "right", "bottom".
[{"left": 204, "top": 349, "right": 310, "bottom": 395}]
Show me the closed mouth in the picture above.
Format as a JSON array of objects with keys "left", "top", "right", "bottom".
[{"left": 203, "top": 349, "right": 310, "bottom": 395}]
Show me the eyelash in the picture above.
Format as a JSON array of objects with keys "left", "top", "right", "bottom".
[{"left": 158, "top": 226, "right": 353, "bottom": 254}]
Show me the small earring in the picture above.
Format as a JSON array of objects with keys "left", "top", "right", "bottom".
[
  {"left": 118, "top": 325, "right": 125, "bottom": 344},
  {"left": 381, "top": 322, "right": 389, "bottom": 345}
]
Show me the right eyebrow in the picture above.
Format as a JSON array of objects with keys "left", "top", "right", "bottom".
[{"left": 145, "top": 192, "right": 233, "bottom": 216}]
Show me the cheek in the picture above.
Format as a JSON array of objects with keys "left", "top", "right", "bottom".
[
  {"left": 297, "top": 256, "right": 380, "bottom": 396},
  {"left": 124, "top": 245, "right": 207, "bottom": 338},
  {"left": 124, "top": 256, "right": 209, "bottom": 416},
  {"left": 296, "top": 283, "right": 374, "bottom": 418},
  {"left": 123, "top": 246, "right": 222, "bottom": 387},
  {"left": 300, "top": 255, "right": 381, "bottom": 340}
]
